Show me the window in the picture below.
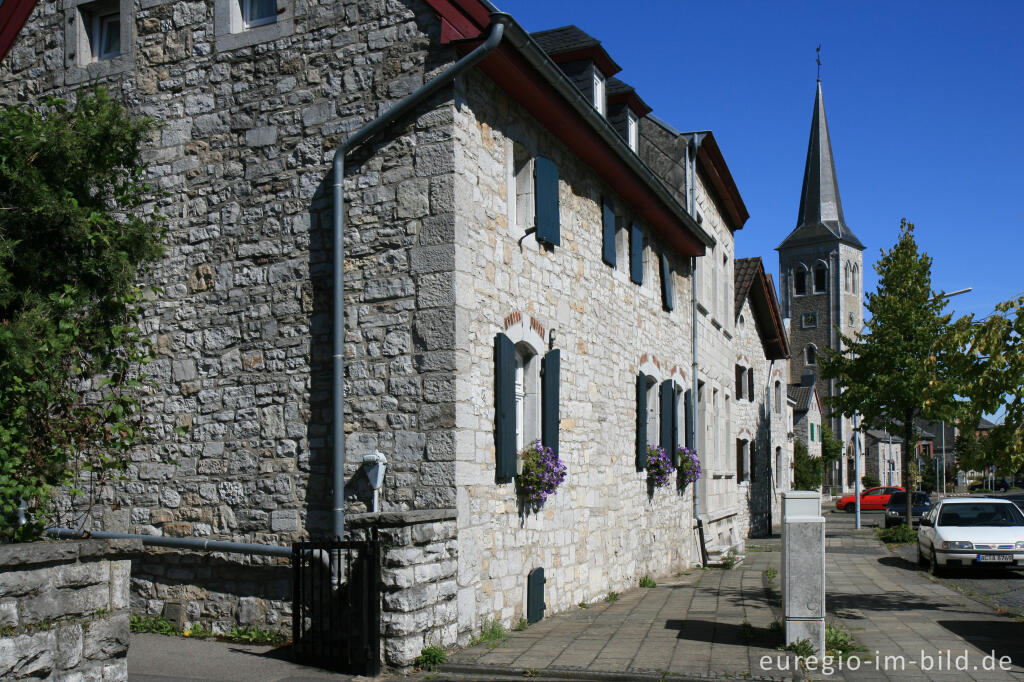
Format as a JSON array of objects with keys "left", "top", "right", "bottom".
[
  {"left": 509, "top": 145, "right": 559, "bottom": 247},
  {"left": 627, "top": 109, "right": 639, "bottom": 152},
  {"left": 512, "top": 143, "right": 534, "bottom": 235},
  {"left": 775, "top": 446, "right": 782, "bottom": 482},
  {"left": 593, "top": 68, "right": 606, "bottom": 117},
  {"left": 794, "top": 266, "right": 807, "bottom": 296},
  {"left": 660, "top": 253, "right": 674, "bottom": 311},
  {"left": 805, "top": 344, "right": 817, "bottom": 366},
  {"left": 736, "top": 439, "right": 748, "bottom": 482},
  {"left": 844, "top": 263, "right": 851, "bottom": 293},
  {"left": 853, "top": 264, "right": 859, "bottom": 293},
  {"left": 747, "top": 368, "right": 754, "bottom": 403},
  {"left": 774, "top": 381, "right": 781, "bottom": 414},
  {"left": 813, "top": 263, "right": 827, "bottom": 293},
  {"left": 735, "top": 365, "right": 745, "bottom": 399},
  {"left": 601, "top": 201, "right": 616, "bottom": 267},
  {"left": 241, "top": 0, "right": 276, "bottom": 27},
  {"left": 65, "top": 0, "right": 132, "bottom": 81},
  {"left": 629, "top": 222, "right": 643, "bottom": 285},
  {"left": 89, "top": 8, "right": 120, "bottom": 59},
  {"left": 801, "top": 312, "right": 817, "bottom": 329},
  {"left": 513, "top": 345, "right": 540, "bottom": 453}
]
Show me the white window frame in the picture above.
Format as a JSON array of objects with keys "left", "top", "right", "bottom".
[
  {"left": 514, "top": 344, "right": 540, "bottom": 453},
  {"left": 646, "top": 377, "right": 659, "bottom": 449},
  {"left": 626, "top": 109, "right": 639, "bottom": 152},
  {"left": 593, "top": 68, "right": 606, "bottom": 117},
  {"left": 64, "top": 0, "right": 133, "bottom": 82},
  {"left": 215, "top": 0, "right": 295, "bottom": 51},
  {"left": 806, "top": 344, "right": 817, "bottom": 366},
  {"left": 510, "top": 141, "right": 535, "bottom": 238},
  {"left": 241, "top": 0, "right": 276, "bottom": 27},
  {"left": 93, "top": 10, "right": 121, "bottom": 59}
]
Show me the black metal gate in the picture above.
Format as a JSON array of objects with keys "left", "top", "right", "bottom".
[{"left": 292, "top": 538, "right": 381, "bottom": 675}]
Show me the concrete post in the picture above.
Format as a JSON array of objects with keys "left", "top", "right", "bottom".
[{"left": 782, "top": 491, "right": 825, "bottom": 654}]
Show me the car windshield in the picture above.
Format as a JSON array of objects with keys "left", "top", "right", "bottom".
[{"left": 938, "top": 503, "right": 1024, "bottom": 527}]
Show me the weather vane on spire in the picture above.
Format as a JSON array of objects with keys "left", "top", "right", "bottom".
[{"left": 816, "top": 45, "right": 822, "bottom": 81}]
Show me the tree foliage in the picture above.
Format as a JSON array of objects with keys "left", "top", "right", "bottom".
[
  {"left": 0, "top": 88, "right": 163, "bottom": 541},
  {"left": 947, "top": 297, "right": 1024, "bottom": 473},
  {"left": 820, "top": 220, "right": 955, "bottom": 521},
  {"left": 793, "top": 440, "right": 821, "bottom": 491}
]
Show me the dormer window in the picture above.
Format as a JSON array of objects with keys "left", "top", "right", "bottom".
[
  {"left": 593, "top": 68, "right": 606, "bottom": 117},
  {"left": 627, "top": 109, "right": 638, "bottom": 152}
]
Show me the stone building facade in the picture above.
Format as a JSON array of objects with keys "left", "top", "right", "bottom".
[
  {"left": 1, "top": 0, "right": 771, "bottom": 660},
  {"left": 777, "top": 81, "right": 865, "bottom": 492},
  {"left": 789, "top": 379, "right": 822, "bottom": 461},
  {"left": 864, "top": 430, "right": 903, "bottom": 487},
  {"left": 732, "top": 258, "right": 791, "bottom": 537}
]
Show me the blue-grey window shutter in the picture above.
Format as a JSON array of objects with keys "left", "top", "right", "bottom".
[
  {"left": 534, "top": 157, "right": 560, "bottom": 246},
  {"left": 542, "top": 349, "right": 560, "bottom": 457},
  {"left": 630, "top": 223, "right": 643, "bottom": 284},
  {"left": 671, "top": 386, "right": 680, "bottom": 465},
  {"left": 684, "top": 389, "right": 693, "bottom": 449},
  {"left": 636, "top": 372, "right": 647, "bottom": 470},
  {"left": 602, "top": 201, "right": 616, "bottom": 267},
  {"left": 660, "top": 380, "right": 673, "bottom": 454},
  {"left": 747, "top": 368, "right": 754, "bottom": 403},
  {"left": 495, "top": 333, "right": 516, "bottom": 481},
  {"left": 660, "top": 253, "right": 673, "bottom": 310}
]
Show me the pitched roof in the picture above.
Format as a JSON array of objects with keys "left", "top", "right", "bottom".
[
  {"left": 734, "top": 257, "right": 789, "bottom": 359},
  {"left": 977, "top": 416, "right": 998, "bottom": 431},
  {"left": 607, "top": 77, "right": 652, "bottom": 116},
  {"left": 788, "top": 384, "right": 813, "bottom": 413},
  {"left": 777, "top": 81, "right": 864, "bottom": 251},
  {"left": 529, "top": 25, "right": 622, "bottom": 78}
]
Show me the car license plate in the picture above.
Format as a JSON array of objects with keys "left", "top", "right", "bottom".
[{"left": 976, "top": 554, "right": 1013, "bottom": 563}]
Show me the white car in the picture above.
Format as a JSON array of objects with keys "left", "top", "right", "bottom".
[{"left": 917, "top": 497, "right": 1024, "bottom": 575}]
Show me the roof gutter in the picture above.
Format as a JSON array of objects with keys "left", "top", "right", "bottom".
[
  {"left": 328, "top": 13, "right": 509, "bottom": 540},
  {"left": 491, "top": 20, "right": 714, "bottom": 253}
]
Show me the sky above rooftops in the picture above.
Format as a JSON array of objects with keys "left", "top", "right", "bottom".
[{"left": 502, "top": 0, "right": 1024, "bottom": 325}]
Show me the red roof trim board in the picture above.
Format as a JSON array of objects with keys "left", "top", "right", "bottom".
[
  {"left": 424, "top": 0, "right": 489, "bottom": 42},
  {"left": 0, "top": 0, "right": 39, "bottom": 62},
  {"left": 695, "top": 132, "right": 749, "bottom": 232}
]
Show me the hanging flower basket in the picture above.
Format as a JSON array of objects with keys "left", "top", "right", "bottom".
[
  {"left": 677, "top": 446, "right": 702, "bottom": 486},
  {"left": 646, "top": 445, "right": 675, "bottom": 488},
  {"left": 517, "top": 440, "right": 567, "bottom": 505}
]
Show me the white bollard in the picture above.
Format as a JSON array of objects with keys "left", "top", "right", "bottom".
[{"left": 782, "top": 491, "right": 825, "bottom": 654}]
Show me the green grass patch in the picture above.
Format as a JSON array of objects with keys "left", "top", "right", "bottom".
[
  {"left": 130, "top": 614, "right": 178, "bottom": 636},
  {"left": 763, "top": 567, "right": 777, "bottom": 581},
  {"left": 639, "top": 575, "right": 656, "bottom": 588},
  {"left": 604, "top": 591, "right": 619, "bottom": 603},
  {"left": 782, "top": 638, "right": 816, "bottom": 658},
  {"left": 825, "top": 621, "right": 866, "bottom": 658},
  {"left": 470, "top": 619, "right": 507, "bottom": 648},
  {"left": 227, "top": 625, "right": 287, "bottom": 645},
  {"left": 578, "top": 601, "right": 589, "bottom": 609},
  {"left": 876, "top": 524, "right": 918, "bottom": 545},
  {"left": 414, "top": 645, "right": 447, "bottom": 671},
  {"left": 514, "top": 617, "right": 529, "bottom": 631}
]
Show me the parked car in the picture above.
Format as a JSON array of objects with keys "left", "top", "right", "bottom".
[
  {"left": 969, "top": 478, "right": 1020, "bottom": 493},
  {"left": 883, "top": 491, "right": 931, "bottom": 528},
  {"left": 917, "top": 497, "right": 1024, "bottom": 575},
  {"left": 836, "top": 486, "right": 905, "bottom": 512}
]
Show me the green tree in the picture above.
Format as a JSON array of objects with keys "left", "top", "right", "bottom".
[
  {"left": 820, "top": 423, "right": 842, "bottom": 487},
  {"left": 793, "top": 440, "right": 822, "bottom": 491},
  {"left": 820, "top": 220, "right": 957, "bottom": 525},
  {"left": 0, "top": 88, "right": 164, "bottom": 541},
  {"left": 947, "top": 297, "right": 1024, "bottom": 474}
]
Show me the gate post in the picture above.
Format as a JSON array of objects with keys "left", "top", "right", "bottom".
[{"left": 781, "top": 491, "right": 825, "bottom": 654}]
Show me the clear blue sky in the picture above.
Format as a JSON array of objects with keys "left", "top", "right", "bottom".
[{"left": 501, "top": 0, "right": 1024, "bottom": 323}]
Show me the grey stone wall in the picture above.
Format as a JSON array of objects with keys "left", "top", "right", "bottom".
[
  {"left": 1, "top": 0, "right": 463, "bottom": 629},
  {"left": 346, "top": 510, "right": 457, "bottom": 667},
  {"left": 0, "top": 539, "right": 139, "bottom": 681}
]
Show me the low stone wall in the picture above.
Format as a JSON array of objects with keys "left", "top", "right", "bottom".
[
  {"left": 346, "top": 509, "right": 457, "bottom": 669},
  {"left": 0, "top": 538, "right": 140, "bottom": 681}
]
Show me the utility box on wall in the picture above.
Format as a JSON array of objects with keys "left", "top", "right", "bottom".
[{"left": 781, "top": 491, "right": 825, "bottom": 654}]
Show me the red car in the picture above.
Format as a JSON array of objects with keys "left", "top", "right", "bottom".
[{"left": 836, "top": 486, "right": 905, "bottom": 512}]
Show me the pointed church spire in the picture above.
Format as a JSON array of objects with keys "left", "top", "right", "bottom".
[{"left": 777, "top": 81, "right": 864, "bottom": 250}]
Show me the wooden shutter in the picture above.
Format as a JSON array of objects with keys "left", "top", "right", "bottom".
[
  {"left": 736, "top": 440, "right": 745, "bottom": 481},
  {"left": 629, "top": 223, "right": 643, "bottom": 284},
  {"left": 534, "top": 156, "right": 560, "bottom": 246},
  {"left": 542, "top": 349, "right": 560, "bottom": 457},
  {"left": 527, "top": 567, "right": 546, "bottom": 623},
  {"left": 494, "top": 333, "right": 516, "bottom": 481},
  {"left": 684, "top": 389, "right": 693, "bottom": 449},
  {"left": 735, "top": 365, "right": 744, "bottom": 399},
  {"left": 671, "top": 385, "right": 680, "bottom": 465},
  {"left": 602, "top": 201, "right": 616, "bottom": 267},
  {"left": 747, "top": 368, "right": 754, "bottom": 403},
  {"left": 660, "top": 380, "right": 673, "bottom": 453},
  {"left": 660, "top": 253, "right": 673, "bottom": 310},
  {"left": 636, "top": 372, "right": 647, "bottom": 470}
]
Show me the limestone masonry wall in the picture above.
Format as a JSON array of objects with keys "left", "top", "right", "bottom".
[{"left": 0, "top": 539, "right": 139, "bottom": 681}]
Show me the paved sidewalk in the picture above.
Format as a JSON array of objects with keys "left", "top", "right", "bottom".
[{"left": 444, "top": 551, "right": 799, "bottom": 681}]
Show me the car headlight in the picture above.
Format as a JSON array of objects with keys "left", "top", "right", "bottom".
[
  {"left": 942, "top": 541, "right": 973, "bottom": 550},
  {"left": 1016, "top": 541, "right": 1024, "bottom": 550},
  {"left": 886, "top": 510, "right": 898, "bottom": 516}
]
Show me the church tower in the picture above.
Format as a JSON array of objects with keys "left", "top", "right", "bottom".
[{"left": 777, "top": 80, "right": 865, "bottom": 488}]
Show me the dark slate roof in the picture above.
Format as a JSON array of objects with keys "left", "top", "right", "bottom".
[
  {"left": 777, "top": 81, "right": 864, "bottom": 251},
  {"left": 607, "top": 76, "right": 631, "bottom": 96},
  {"left": 788, "top": 384, "right": 813, "bottom": 412},
  {"left": 531, "top": 25, "right": 601, "bottom": 54},
  {"left": 866, "top": 429, "right": 903, "bottom": 443},
  {"left": 977, "top": 416, "right": 998, "bottom": 430},
  {"left": 734, "top": 257, "right": 760, "bottom": 317}
]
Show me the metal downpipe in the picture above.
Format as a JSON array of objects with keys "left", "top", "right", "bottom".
[
  {"left": 47, "top": 527, "right": 292, "bottom": 558},
  {"left": 687, "top": 138, "right": 708, "bottom": 567},
  {"left": 330, "top": 15, "right": 509, "bottom": 540}
]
